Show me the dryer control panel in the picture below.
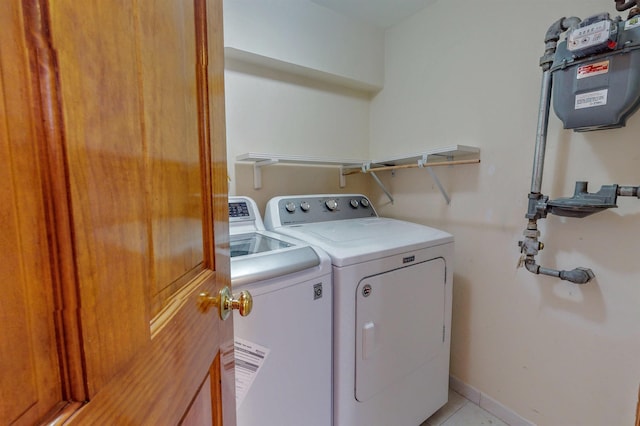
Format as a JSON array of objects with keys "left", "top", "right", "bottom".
[{"left": 265, "top": 194, "right": 377, "bottom": 226}]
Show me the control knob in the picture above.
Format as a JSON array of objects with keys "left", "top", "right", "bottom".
[
  {"left": 325, "top": 199, "right": 338, "bottom": 211},
  {"left": 285, "top": 201, "right": 296, "bottom": 213},
  {"left": 300, "top": 201, "right": 311, "bottom": 212},
  {"left": 360, "top": 198, "right": 370, "bottom": 208},
  {"left": 350, "top": 199, "right": 359, "bottom": 208}
]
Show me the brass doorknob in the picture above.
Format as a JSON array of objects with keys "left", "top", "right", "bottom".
[{"left": 198, "top": 286, "right": 253, "bottom": 320}]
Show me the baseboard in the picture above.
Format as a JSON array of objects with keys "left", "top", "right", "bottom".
[{"left": 449, "top": 375, "right": 536, "bottom": 426}]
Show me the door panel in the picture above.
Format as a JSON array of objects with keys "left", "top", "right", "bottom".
[
  {"left": 64, "top": 272, "right": 226, "bottom": 425},
  {"left": 0, "top": 4, "right": 62, "bottom": 422},
  {"left": 355, "top": 258, "right": 446, "bottom": 402},
  {"left": 50, "top": 0, "right": 152, "bottom": 392},
  {"left": 1, "top": 0, "right": 234, "bottom": 424},
  {"left": 137, "top": 0, "right": 206, "bottom": 314},
  {"left": 183, "top": 375, "right": 214, "bottom": 426}
]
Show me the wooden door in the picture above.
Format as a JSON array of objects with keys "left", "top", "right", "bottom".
[{"left": 0, "top": 0, "right": 235, "bottom": 424}]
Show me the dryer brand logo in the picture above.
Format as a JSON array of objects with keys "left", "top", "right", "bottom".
[
  {"left": 361, "top": 284, "right": 372, "bottom": 297},
  {"left": 403, "top": 255, "right": 415, "bottom": 264},
  {"left": 313, "top": 283, "right": 323, "bottom": 300}
]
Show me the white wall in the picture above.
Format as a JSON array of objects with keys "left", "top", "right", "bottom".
[
  {"left": 371, "top": 1, "right": 640, "bottom": 425},
  {"left": 224, "top": 61, "right": 372, "bottom": 196},
  {"left": 223, "top": 0, "right": 380, "bottom": 197},
  {"left": 224, "top": 0, "right": 384, "bottom": 88}
]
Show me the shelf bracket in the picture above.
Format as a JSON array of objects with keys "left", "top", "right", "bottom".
[
  {"left": 339, "top": 167, "right": 347, "bottom": 188},
  {"left": 368, "top": 166, "right": 394, "bottom": 204},
  {"left": 419, "top": 157, "right": 451, "bottom": 204},
  {"left": 253, "top": 159, "right": 279, "bottom": 189}
]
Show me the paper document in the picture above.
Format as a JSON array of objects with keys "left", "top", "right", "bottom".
[{"left": 234, "top": 337, "right": 270, "bottom": 407}]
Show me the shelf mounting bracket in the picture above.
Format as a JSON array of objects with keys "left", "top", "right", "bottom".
[
  {"left": 253, "top": 159, "right": 279, "bottom": 189},
  {"left": 419, "top": 156, "right": 451, "bottom": 204},
  {"left": 366, "top": 161, "right": 394, "bottom": 204}
]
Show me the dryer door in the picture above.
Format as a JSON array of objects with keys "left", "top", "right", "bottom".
[{"left": 355, "top": 257, "right": 446, "bottom": 402}]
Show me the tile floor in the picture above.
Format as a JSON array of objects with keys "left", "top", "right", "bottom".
[{"left": 421, "top": 389, "right": 509, "bottom": 426}]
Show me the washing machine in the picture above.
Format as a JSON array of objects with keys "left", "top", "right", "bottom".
[
  {"left": 264, "top": 194, "right": 454, "bottom": 426},
  {"left": 228, "top": 196, "right": 332, "bottom": 426}
]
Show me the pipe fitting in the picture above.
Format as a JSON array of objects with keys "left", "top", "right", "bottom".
[
  {"left": 615, "top": 0, "right": 639, "bottom": 11},
  {"left": 540, "top": 17, "right": 581, "bottom": 70},
  {"left": 524, "top": 258, "right": 540, "bottom": 274},
  {"left": 559, "top": 267, "right": 595, "bottom": 284}
]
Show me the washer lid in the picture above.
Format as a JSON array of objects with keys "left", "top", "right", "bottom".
[
  {"left": 230, "top": 232, "right": 322, "bottom": 286},
  {"left": 278, "top": 218, "right": 453, "bottom": 266},
  {"left": 230, "top": 232, "right": 293, "bottom": 257}
]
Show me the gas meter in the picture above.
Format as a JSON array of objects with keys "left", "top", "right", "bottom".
[{"left": 552, "top": 12, "right": 640, "bottom": 131}]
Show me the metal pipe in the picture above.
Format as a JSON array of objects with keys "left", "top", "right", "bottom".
[
  {"left": 618, "top": 185, "right": 640, "bottom": 197},
  {"left": 531, "top": 16, "right": 581, "bottom": 193},
  {"left": 520, "top": 14, "right": 596, "bottom": 285},
  {"left": 544, "top": 17, "right": 581, "bottom": 44},
  {"left": 520, "top": 216, "right": 594, "bottom": 283},
  {"left": 530, "top": 70, "right": 553, "bottom": 194},
  {"left": 615, "top": 0, "right": 639, "bottom": 11},
  {"left": 525, "top": 258, "right": 595, "bottom": 284}
]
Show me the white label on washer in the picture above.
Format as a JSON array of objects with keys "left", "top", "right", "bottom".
[
  {"left": 234, "top": 338, "right": 270, "bottom": 407},
  {"left": 575, "top": 89, "right": 608, "bottom": 109},
  {"left": 577, "top": 60, "right": 609, "bottom": 79}
]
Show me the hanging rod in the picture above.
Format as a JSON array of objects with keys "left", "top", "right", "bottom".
[{"left": 342, "top": 158, "right": 480, "bottom": 176}]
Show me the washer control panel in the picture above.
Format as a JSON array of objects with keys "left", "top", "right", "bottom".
[
  {"left": 272, "top": 194, "right": 377, "bottom": 225},
  {"left": 229, "top": 197, "right": 258, "bottom": 223}
]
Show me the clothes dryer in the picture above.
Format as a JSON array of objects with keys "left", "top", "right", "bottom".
[{"left": 264, "top": 194, "right": 454, "bottom": 426}]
